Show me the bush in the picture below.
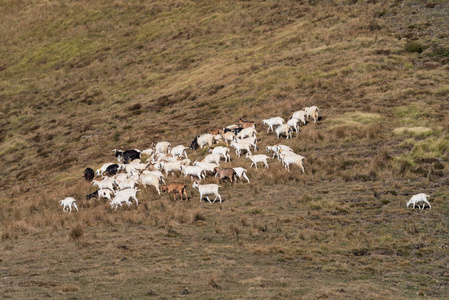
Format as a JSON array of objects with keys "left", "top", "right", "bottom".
[
  {"left": 70, "top": 224, "right": 84, "bottom": 240},
  {"left": 405, "top": 42, "right": 424, "bottom": 53},
  {"left": 432, "top": 46, "right": 449, "bottom": 57}
]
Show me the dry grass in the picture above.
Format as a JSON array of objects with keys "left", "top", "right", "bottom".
[{"left": 1, "top": 0, "right": 449, "bottom": 298}]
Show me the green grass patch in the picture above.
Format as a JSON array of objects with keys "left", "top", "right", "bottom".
[
  {"left": 328, "top": 112, "right": 381, "bottom": 128},
  {"left": 392, "top": 127, "right": 437, "bottom": 137}
]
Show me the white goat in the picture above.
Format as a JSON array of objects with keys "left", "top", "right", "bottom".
[
  {"left": 181, "top": 165, "right": 206, "bottom": 181},
  {"left": 110, "top": 196, "right": 132, "bottom": 210},
  {"left": 141, "top": 170, "right": 166, "bottom": 184},
  {"left": 59, "top": 197, "right": 78, "bottom": 213},
  {"left": 92, "top": 179, "right": 115, "bottom": 191},
  {"left": 113, "top": 178, "right": 137, "bottom": 191},
  {"left": 141, "top": 148, "right": 154, "bottom": 157},
  {"left": 230, "top": 140, "right": 252, "bottom": 157},
  {"left": 287, "top": 117, "right": 300, "bottom": 133},
  {"left": 208, "top": 146, "right": 231, "bottom": 162},
  {"left": 98, "top": 189, "right": 114, "bottom": 201},
  {"left": 170, "top": 145, "right": 189, "bottom": 159},
  {"left": 221, "top": 131, "right": 236, "bottom": 145},
  {"left": 160, "top": 160, "right": 184, "bottom": 177},
  {"left": 292, "top": 110, "right": 307, "bottom": 126},
  {"left": 113, "top": 188, "right": 139, "bottom": 206},
  {"left": 138, "top": 173, "right": 161, "bottom": 195},
  {"left": 304, "top": 106, "right": 319, "bottom": 123},
  {"left": 279, "top": 152, "right": 305, "bottom": 173},
  {"left": 271, "top": 145, "right": 294, "bottom": 159},
  {"left": 275, "top": 124, "right": 292, "bottom": 139},
  {"left": 197, "top": 134, "right": 216, "bottom": 149},
  {"left": 155, "top": 141, "right": 171, "bottom": 154},
  {"left": 193, "top": 161, "right": 219, "bottom": 175},
  {"left": 192, "top": 182, "right": 222, "bottom": 203},
  {"left": 262, "top": 117, "right": 285, "bottom": 133},
  {"left": 114, "top": 173, "right": 129, "bottom": 182},
  {"left": 236, "top": 127, "right": 257, "bottom": 139},
  {"left": 202, "top": 153, "right": 222, "bottom": 165},
  {"left": 246, "top": 154, "right": 270, "bottom": 169},
  {"left": 239, "top": 136, "right": 258, "bottom": 151},
  {"left": 407, "top": 193, "right": 431, "bottom": 209},
  {"left": 233, "top": 167, "right": 250, "bottom": 183}
]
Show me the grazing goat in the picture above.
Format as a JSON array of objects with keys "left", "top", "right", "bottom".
[
  {"left": 181, "top": 165, "right": 206, "bottom": 181},
  {"left": 208, "top": 146, "right": 231, "bottom": 162},
  {"left": 161, "top": 183, "right": 188, "bottom": 200},
  {"left": 84, "top": 168, "right": 95, "bottom": 182},
  {"left": 113, "top": 188, "right": 140, "bottom": 207},
  {"left": 113, "top": 178, "right": 137, "bottom": 191},
  {"left": 110, "top": 195, "right": 132, "bottom": 210},
  {"left": 239, "top": 117, "right": 256, "bottom": 129},
  {"left": 197, "top": 133, "right": 220, "bottom": 149},
  {"left": 202, "top": 153, "right": 222, "bottom": 165},
  {"left": 86, "top": 189, "right": 114, "bottom": 201},
  {"left": 193, "top": 161, "right": 219, "bottom": 175},
  {"left": 407, "top": 193, "right": 431, "bottom": 209},
  {"left": 98, "top": 189, "right": 114, "bottom": 201},
  {"left": 268, "top": 144, "right": 294, "bottom": 160},
  {"left": 160, "top": 160, "right": 185, "bottom": 177},
  {"left": 236, "top": 126, "right": 257, "bottom": 139},
  {"left": 279, "top": 151, "right": 305, "bottom": 173},
  {"left": 170, "top": 145, "right": 188, "bottom": 159},
  {"left": 192, "top": 182, "right": 222, "bottom": 203},
  {"left": 59, "top": 197, "right": 78, "bottom": 214},
  {"left": 221, "top": 131, "right": 236, "bottom": 145},
  {"left": 96, "top": 163, "right": 115, "bottom": 176},
  {"left": 287, "top": 118, "right": 300, "bottom": 133},
  {"left": 214, "top": 167, "right": 238, "bottom": 185},
  {"left": 238, "top": 136, "right": 259, "bottom": 151},
  {"left": 154, "top": 141, "right": 171, "bottom": 155},
  {"left": 92, "top": 179, "right": 115, "bottom": 191},
  {"left": 224, "top": 127, "right": 244, "bottom": 136},
  {"left": 141, "top": 148, "right": 154, "bottom": 157},
  {"left": 103, "top": 163, "right": 122, "bottom": 177},
  {"left": 304, "top": 106, "right": 319, "bottom": 123},
  {"left": 233, "top": 167, "right": 250, "bottom": 183},
  {"left": 245, "top": 154, "right": 270, "bottom": 169},
  {"left": 275, "top": 124, "right": 292, "bottom": 139},
  {"left": 262, "top": 117, "right": 285, "bottom": 133},
  {"left": 292, "top": 110, "right": 307, "bottom": 126},
  {"left": 113, "top": 149, "right": 141, "bottom": 164},
  {"left": 141, "top": 170, "right": 166, "bottom": 184},
  {"left": 230, "top": 140, "right": 252, "bottom": 157},
  {"left": 209, "top": 128, "right": 223, "bottom": 135},
  {"left": 190, "top": 136, "right": 199, "bottom": 150},
  {"left": 86, "top": 190, "right": 98, "bottom": 200},
  {"left": 138, "top": 173, "right": 161, "bottom": 195}
]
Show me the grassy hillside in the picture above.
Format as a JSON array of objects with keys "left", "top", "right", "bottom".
[{"left": 1, "top": 0, "right": 449, "bottom": 298}]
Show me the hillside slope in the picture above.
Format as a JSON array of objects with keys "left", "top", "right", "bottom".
[{"left": 1, "top": 0, "right": 449, "bottom": 298}]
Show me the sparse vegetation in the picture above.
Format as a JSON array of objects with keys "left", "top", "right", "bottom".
[
  {"left": 1, "top": 0, "right": 449, "bottom": 298},
  {"left": 405, "top": 41, "right": 425, "bottom": 53}
]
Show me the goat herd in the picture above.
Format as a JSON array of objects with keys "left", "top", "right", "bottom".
[
  {"left": 59, "top": 106, "right": 320, "bottom": 213},
  {"left": 59, "top": 103, "right": 433, "bottom": 213}
]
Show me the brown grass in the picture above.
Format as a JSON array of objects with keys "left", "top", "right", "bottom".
[{"left": 1, "top": 0, "right": 449, "bottom": 298}]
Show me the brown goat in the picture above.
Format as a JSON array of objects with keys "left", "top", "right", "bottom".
[
  {"left": 209, "top": 128, "right": 223, "bottom": 135},
  {"left": 214, "top": 167, "right": 238, "bottom": 185},
  {"left": 161, "top": 183, "right": 188, "bottom": 200},
  {"left": 239, "top": 117, "right": 256, "bottom": 129}
]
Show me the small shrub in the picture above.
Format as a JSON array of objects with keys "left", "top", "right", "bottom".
[
  {"left": 433, "top": 46, "right": 449, "bottom": 57},
  {"left": 405, "top": 42, "right": 424, "bottom": 53},
  {"left": 70, "top": 224, "right": 84, "bottom": 240},
  {"left": 128, "top": 103, "right": 142, "bottom": 111}
]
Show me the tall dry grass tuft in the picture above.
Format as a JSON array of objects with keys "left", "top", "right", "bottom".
[{"left": 69, "top": 223, "right": 84, "bottom": 240}]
